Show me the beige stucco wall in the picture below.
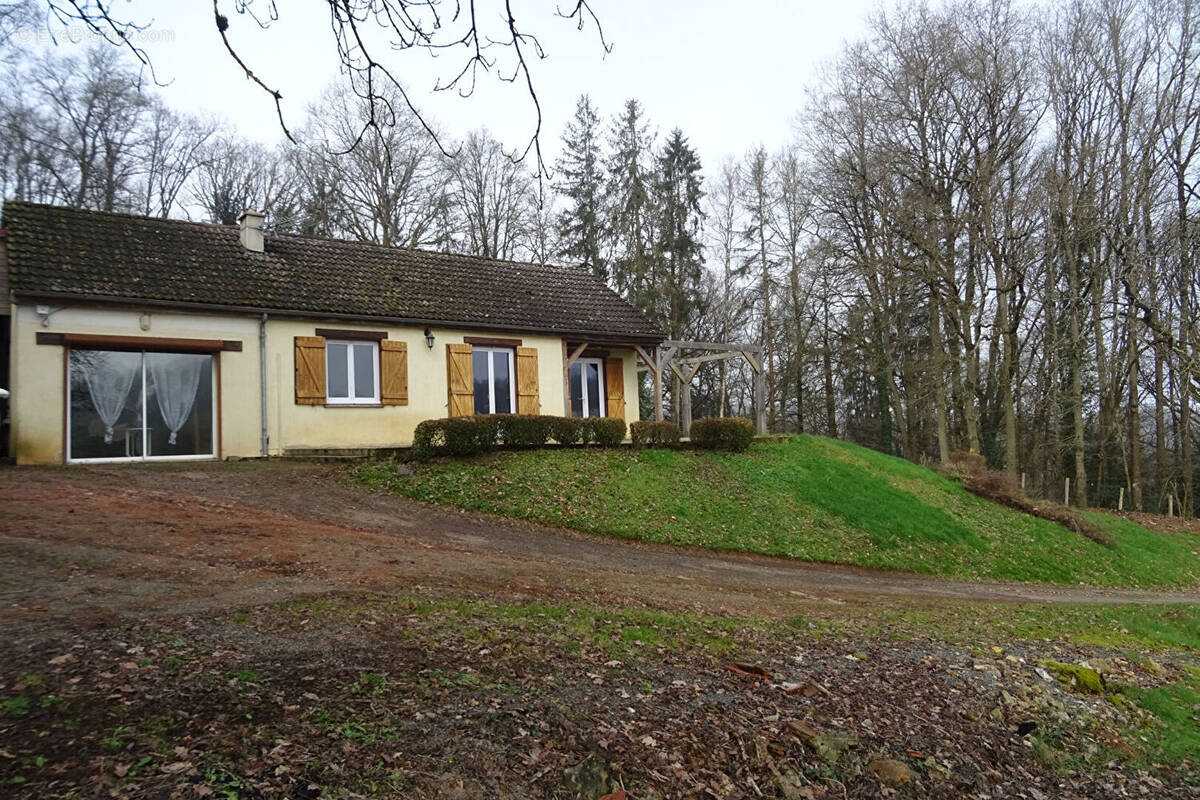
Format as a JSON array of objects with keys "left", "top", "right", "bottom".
[
  {"left": 8, "top": 303, "right": 262, "bottom": 464},
  {"left": 8, "top": 300, "right": 643, "bottom": 464}
]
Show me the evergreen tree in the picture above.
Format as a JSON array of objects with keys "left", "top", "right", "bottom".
[
  {"left": 554, "top": 95, "right": 606, "bottom": 280},
  {"left": 605, "top": 98, "right": 655, "bottom": 305},
  {"left": 652, "top": 128, "right": 706, "bottom": 337}
]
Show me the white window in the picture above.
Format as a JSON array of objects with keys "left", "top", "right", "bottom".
[
  {"left": 326, "top": 340, "right": 380, "bottom": 404},
  {"left": 472, "top": 346, "right": 515, "bottom": 414},
  {"left": 569, "top": 358, "right": 606, "bottom": 418}
]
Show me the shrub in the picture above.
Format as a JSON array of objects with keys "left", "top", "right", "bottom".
[
  {"left": 495, "top": 414, "right": 552, "bottom": 448},
  {"left": 630, "top": 420, "right": 681, "bottom": 448},
  {"left": 549, "top": 416, "right": 584, "bottom": 446},
  {"left": 444, "top": 416, "right": 497, "bottom": 456},
  {"left": 590, "top": 417, "right": 627, "bottom": 447},
  {"left": 412, "top": 419, "right": 440, "bottom": 461},
  {"left": 412, "top": 416, "right": 495, "bottom": 460},
  {"left": 690, "top": 417, "right": 755, "bottom": 452},
  {"left": 948, "top": 450, "right": 988, "bottom": 477}
]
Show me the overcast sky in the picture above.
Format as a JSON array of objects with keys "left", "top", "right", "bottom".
[{"left": 37, "top": 0, "right": 877, "bottom": 174}]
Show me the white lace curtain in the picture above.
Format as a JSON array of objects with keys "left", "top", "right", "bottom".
[
  {"left": 147, "top": 354, "right": 204, "bottom": 446},
  {"left": 76, "top": 351, "right": 140, "bottom": 444}
]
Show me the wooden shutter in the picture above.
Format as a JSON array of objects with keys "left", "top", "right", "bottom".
[
  {"left": 295, "top": 336, "right": 326, "bottom": 405},
  {"left": 446, "top": 343, "right": 474, "bottom": 417},
  {"left": 516, "top": 347, "right": 539, "bottom": 414},
  {"left": 605, "top": 357, "right": 626, "bottom": 421},
  {"left": 380, "top": 340, "right": 408, "bottom": 405}
]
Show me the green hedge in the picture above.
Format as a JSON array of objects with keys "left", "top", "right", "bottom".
[
  {"left": 590, "top": 417, "right": 627, "bottom": 447},
  {"left": 630, "top": 420, "right": 681, "bottom": 448},
  {"left": 689, "top": 417, "right": 755, "bottom": 452},
  {"left": 413, "top": 414, "right": 627, "bottom": 460},
  {"left": 548, "top": 416, "right": 584, "bottom": 446}
]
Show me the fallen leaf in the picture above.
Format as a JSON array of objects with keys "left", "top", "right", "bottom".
[{"left": 726, "top": 663, "right": 771, "bottom": 680}]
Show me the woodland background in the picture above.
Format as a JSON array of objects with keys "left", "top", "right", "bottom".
[{"left": 1, "top": 0, "right": 1197, "bottom": 516}]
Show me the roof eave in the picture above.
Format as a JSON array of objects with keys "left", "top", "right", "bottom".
[{"left": 12, "top": 290, "right": 667, "bottom": 345}]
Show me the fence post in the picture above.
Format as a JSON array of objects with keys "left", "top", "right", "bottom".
[
  {"left": 1020, "top": 472, "right": 1026, "bottom": 491},
  {"left": 1168, "top": 494, "right": 1174, "bottom": 518},
  {"left": 1118, "top": 486, "right": 1124, "bottom": 512},
  {"left": 1064, "top": 477, "right": 1070, "bottom": 506}
]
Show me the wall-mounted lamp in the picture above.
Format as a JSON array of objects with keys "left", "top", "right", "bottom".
[{"left": 424, "top": 327, "right": 435, "bottom": 350}]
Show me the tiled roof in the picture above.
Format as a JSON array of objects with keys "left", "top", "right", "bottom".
[{"left": 2, "top": 202, "right": 662, "bottom": 341}]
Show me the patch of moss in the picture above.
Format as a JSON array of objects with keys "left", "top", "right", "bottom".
[{"left": 1039, "top": 659, "right": 1104, "bottom": 693}]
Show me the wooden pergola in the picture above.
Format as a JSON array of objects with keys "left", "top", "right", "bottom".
[{"left": 632, "top": 340, "right": 767, "bottom": 435}]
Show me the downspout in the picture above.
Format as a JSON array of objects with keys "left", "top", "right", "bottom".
[{"left": 259, "top": 312, "right": 269, "bottom": 456}]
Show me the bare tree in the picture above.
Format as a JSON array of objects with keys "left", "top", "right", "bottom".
[
  {"left": 189, "top": 133, "right": 296, "bottom": 225},
  {"left": 30, "top": 46, "right": 148, "bottom": 211},
  {"left": 137, "top": 100, "right": 216, "bottom": 218},
  {"left": 293, "top": 85, "right": 447, "bottom": 248},
  {"left": 445, "top": 128, "right": 535, "bottom": 261}
]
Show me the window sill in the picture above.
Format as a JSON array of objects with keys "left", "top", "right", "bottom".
[{"left": 324, "top": 402, "right": 383, "bottom": 408}]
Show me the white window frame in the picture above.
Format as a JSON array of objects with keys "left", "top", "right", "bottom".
[
  {"left": 571, "top": 357, "right": 607, "bottom": 418},
  {"left": 473, "top": 346, "right": 517, "bottom": 415},
  {"left": 66, "top": 349, "right": 217, "bottom": 464},
  {"left": 325, "top": 340, "right": 380, "bottom": 405}
]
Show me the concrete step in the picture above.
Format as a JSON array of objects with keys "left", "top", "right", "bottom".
[{"left": 277, "top": 446, "right": 410, "bottom": 462}]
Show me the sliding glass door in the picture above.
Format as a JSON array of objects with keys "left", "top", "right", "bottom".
[{"left": 68, "top": 349, "right": 215, "bottom": 462}]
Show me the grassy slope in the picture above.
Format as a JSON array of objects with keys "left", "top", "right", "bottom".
[{"left": 361, "top": 435, "right": 1200, "bottom": 588}]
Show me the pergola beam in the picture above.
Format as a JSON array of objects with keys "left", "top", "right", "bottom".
[
  {"left": 662, "top": 339, "right": 764, "bottom": 354},
  {"left": 671, "top": 351, "right": 742, "bottom": 368}
]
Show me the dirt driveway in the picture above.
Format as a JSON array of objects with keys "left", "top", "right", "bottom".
[
  {"left": 2, "top": 461, "right": 1196, "bottom": 624},
  {"left": 2, "top": 461, "right": 1199, "bottom": 799}
]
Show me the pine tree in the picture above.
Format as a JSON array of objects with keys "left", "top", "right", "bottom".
[
  {"left": 605, "top": 98, "right": 655, "bottom": 304},
  {"left": 652, "top": 128, "right": 705, "bottom": 338},
  {"left": 554, "top": 95, "right": 606, "bottom": 280}
]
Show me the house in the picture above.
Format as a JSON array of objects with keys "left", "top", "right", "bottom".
[{"left": 1, "top": 202, "right": 664, "bottom": 465}]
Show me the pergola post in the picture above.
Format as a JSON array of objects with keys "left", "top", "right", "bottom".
[
  {"left": 652, "top": 346, "right": 663, "bottom": 422},
  {"left": 753, "top": 365, "right": 767, "bottom": 435},
  {"left": 681, "top": 372, "right": 694, "bottom": 435}
]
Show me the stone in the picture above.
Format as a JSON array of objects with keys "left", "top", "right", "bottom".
[
  {"left": 869, "top": 758, "right": 914, "bottom": 787},
  {"left": 432, "top": 774, "right": 485, "bottom": 800},
  {"left": 563, "top": 755, "right": 613, "bottom": 800},
  {"left": 787, "top": 720, "right": 858, "bottom": 764},
  {"left": 394, "top": 462, "right": 415, "bottom": 477},
  {"left": 774, "top": 769, "right": 816, "bottom": 799}
]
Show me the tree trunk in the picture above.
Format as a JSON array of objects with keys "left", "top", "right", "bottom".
[
  {"left": 1069, "top": 256, "right": 1089, "bottom": 508},
  {"left": 1181, "top": 283, "right": 1194, "bottom": 516},
  {"left": 928, "top": 290, "right": 952, "bottom": 464},
  {"left": 1128, "top": 322, "right": 1143, "bottom": 510},
  {"left": 823, "top": 330, "right": 837, "bottom": 438},
  {"left": 996, "top": 272, "right": 1018, "bottom": 476},
  {"left": 1156, "top": 337, "right": 1168, "bottom": 512}
]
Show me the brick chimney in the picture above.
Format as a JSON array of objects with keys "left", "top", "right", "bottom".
[{"left": 238, "top": 209, "right": 266, "bottom": 253}]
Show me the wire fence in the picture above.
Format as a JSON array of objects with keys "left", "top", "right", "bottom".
[{"left": 1020, "top": 473, "right": 1194, "bottom": 518}]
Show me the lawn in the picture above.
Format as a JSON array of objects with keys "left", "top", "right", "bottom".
[{"left": 360, "top": 435, "right": 1200, "bottom": 589}]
